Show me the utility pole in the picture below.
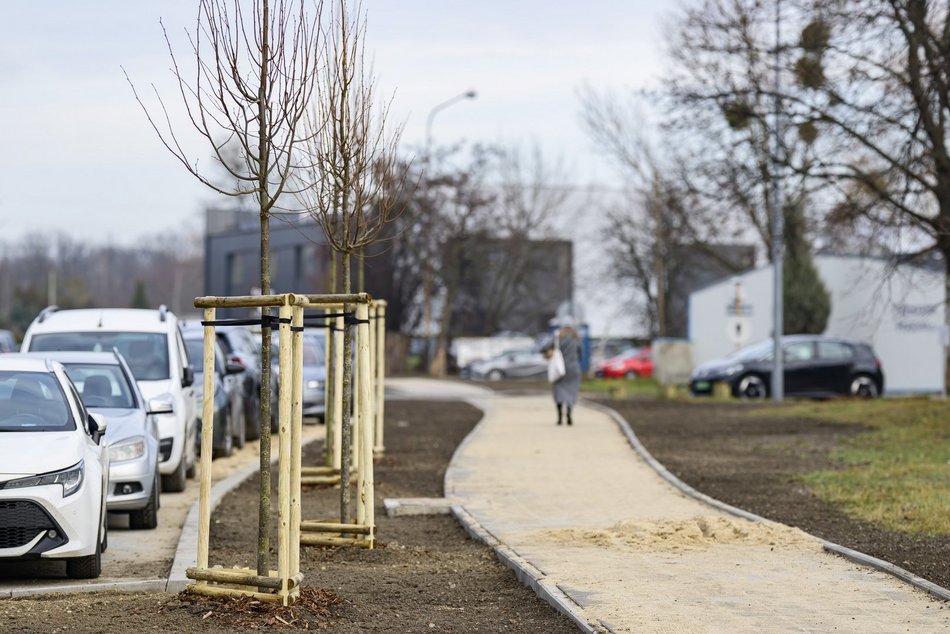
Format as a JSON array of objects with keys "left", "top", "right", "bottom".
[
  {"left": 771, "top": 0, "right": 785, "bottom": 401},
  {"left": 421, "top": 90, "right": 476, "bottom": 374}
]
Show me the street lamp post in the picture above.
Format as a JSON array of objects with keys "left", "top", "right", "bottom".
[
  {"left": 421, "top": 90, "right": 477, "bottom": 374},
  {"left": 771, "top": 0, "right": 785, "bottom": 401}
]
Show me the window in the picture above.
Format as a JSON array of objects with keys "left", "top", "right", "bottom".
[
  {"left": 817, "top": 341, "right": 852, "bottom": 361},
  {"left": 226, "top": 252, "right": 244, "bottom": 295},
  {"left": 0, "top": 371, "right": 74, "bottom": 431},
  {"left": 62, "top": 364, "right": 135, "bottom": 409},
  {"left": 783, "top": 342, "right": 814, "bottom": 362},
  {"left": 30, "top": 332, "right": 170, "bottom": 381}
]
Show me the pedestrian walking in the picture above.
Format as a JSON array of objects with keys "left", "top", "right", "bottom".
[{"left": 544, "top": 325, "right": 582, "bottom": 425}]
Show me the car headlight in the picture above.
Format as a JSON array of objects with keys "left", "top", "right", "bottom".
[
  {"left": 110, "top": 436, "right": 147, "bottom": 463},
  {"left": 306, "top": 380, "right": 323, "bottom": 390},
  {"left": 2, "top": 461, "right": 84, "bottom": 497},
  {"left": 610, "top": 363, "right": 626, "bottom": 370},
  {"left": 722, "top": 364, "right": 743, "bottom": 376}
]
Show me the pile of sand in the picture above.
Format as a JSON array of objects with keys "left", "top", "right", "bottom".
[{"left": 541, "top": 515, "right": 820, "bottom": 553}]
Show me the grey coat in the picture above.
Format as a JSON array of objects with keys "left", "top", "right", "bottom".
[{"left": 551, "top": 331, "right": 582, "bottom": 406}]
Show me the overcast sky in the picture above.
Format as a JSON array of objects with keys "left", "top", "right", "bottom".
[{"left": 0, "top": 1, "right": 669, "bottom": 246}]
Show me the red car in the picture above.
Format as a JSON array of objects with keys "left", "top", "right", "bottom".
[{"left": 594, "top": 347, "right": 653, "bottom": 379}]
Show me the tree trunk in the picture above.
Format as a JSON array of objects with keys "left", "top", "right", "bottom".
[
  {"left": 256, "top": 0, "right": 272, "bottom": 579},
  {"left": 339, "top": 252, "right": 353, "bottom": 522},
  {"left": 325, "top": 249, "right": 337, "bottom": 468}
]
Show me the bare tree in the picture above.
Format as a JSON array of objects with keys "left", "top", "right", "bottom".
[
  {"left": 785, "top": 1, "right": 950, "bottom": 305},
  {"left": 127, "top": 0, "right": 321, "bottom": 576},
  {"left": 297, "top": 0, "right": 402, "bottom": 522}
]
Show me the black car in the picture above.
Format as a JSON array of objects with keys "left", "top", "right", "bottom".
[
  {"left": 183, "top": 333, "right": 245, "bottom": 458},
  {"left": 215, "top": 325, "right": 263, "bottom": 441},
  {"left": 690, "top": 335, "right": 884, "bottom": 399}
]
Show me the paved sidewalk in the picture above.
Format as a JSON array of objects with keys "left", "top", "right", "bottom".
[{"left": 387, "top": 380, "right": 950, "bottom": 633}]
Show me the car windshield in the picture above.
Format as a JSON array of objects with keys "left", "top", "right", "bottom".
[
  {"left": 62, "top": 364, "right": 135, "bottom": 409},
  {"left": 30, "top": 332, "right": 170, "bottom": 381},
  {"left": 729, "top": 339, "right": 775, "bottom": 362},
  {"left": 0, "top": 371, "right": 74, "bottom": 431}
]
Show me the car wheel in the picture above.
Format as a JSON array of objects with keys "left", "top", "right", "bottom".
[
  {"left": 624, "top": 370, "right": 639, "bottom": 379},
  {"left": 213, "top": 416, "right": 234, "bottom": 459},
  {"left": 487, "top": 369, "right": 504, "bottom": 381},
  {"left": 66, "top": 531, "right": 102, "bottom": 579},
  {"left": 162, "top": 450, "right": 188, "bottom": 493},
  {"left": 246, "top": 392, "right": 261, "bottom": 441},
  {"left": 736, "top": 374, "right": 767, "bottom": 399},
  {"left": 849, "top": 374, "right": 879, "bottom": 398},
  {"left": 233, "top": 404, "right": 246, "bottom": 450},
  {"left": 130, "top": 476, "right": 160, "bottom": 530}
]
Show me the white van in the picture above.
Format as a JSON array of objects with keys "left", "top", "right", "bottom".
[{"left": 21, "top": 306, "right": 198, "bottom": 492}]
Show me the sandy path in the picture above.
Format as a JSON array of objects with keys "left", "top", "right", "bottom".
[{"left": 445, "top": 392, "right": 949, "bottom": 633}]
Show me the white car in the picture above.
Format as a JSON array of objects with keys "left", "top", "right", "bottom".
[
  {"left": 0, "top": 357, "right": 110, "bottom": 579},
  {"left": 21, "top": 306, "right": 199, "bottom": 493}
]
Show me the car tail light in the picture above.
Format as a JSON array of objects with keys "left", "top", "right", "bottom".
[
  {"left": 229, "top": 356, "right": 246, "bottom": 367},
  {"left": 874, "top": 358, "right": 882, "bottom": 367}
]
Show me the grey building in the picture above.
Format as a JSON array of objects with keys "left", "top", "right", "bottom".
[{"left": 204, "top": 209, "right": 330, "bottom": 317}]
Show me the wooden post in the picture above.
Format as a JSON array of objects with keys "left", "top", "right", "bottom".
[
  {"left": 290, "top": 304, "right": 304, "bottom": 581},
  {"left": 351, "top": 310, "right": 361, "bottom": 478},
  {"left": 332, "top": 312, "right": 344, "bottom": 470},
  {"left": 356, "top": 302, "right": 375, "bottom": 545},
  {"left": 276, "top": 302, "right": 293, "bottom": 604},
  {"left": 323, "top": 306, "right": 334, "bottom": 468},
  {"left": 374, "top": 301, "right": 386, "bottom": 455},
  {"left": 197, "top": 307, "right": 216, "bottom": 582}
]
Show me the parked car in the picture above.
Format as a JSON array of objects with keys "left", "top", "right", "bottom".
[
  {"left": 20, "top": 305, "right": 199, "bottom": 493},
  {"left": 271, "top": 331, "right": 326, "bottom": 422},
  {"left": 0, "top": 329, "right": 17, "bottom": 353},
  {"left": 182, "top": 331, "right": 245, "bottom": 458},
  {"left": 463, "top": 349, "right": 547, "bottom": 381},
  {"left": 0, "top": 356, "right": 110, "bottom": 578},
  {"left": 19, "top": 350, "right": 162, "bottom": 529},
  {"left": 689, "top": 335, "right": 885, "bottom": 399},
  {"left": 215, "top": 325, "right": 262, "bottom": 441},
  {"left": 594, "top": 347, "right": 654, "bottom": 379}
]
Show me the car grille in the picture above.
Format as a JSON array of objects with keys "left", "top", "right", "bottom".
[{"left": 0, "top": 500, "right": 56, "bottom": 549}]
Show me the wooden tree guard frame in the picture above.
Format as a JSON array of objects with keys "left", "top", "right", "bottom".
[
  {"left": 298, "top": 295, "right": 377, "bottom": 549},
  {"left": 303, "top": 298, "right": 386, "bottom": 483},
  {"left": 187, "top": 293, "right": 310, "bottom": 606}
]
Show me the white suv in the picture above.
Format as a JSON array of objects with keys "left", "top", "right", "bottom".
[{"left": 22, "top": 306, "right": 198, "bottom": 493}]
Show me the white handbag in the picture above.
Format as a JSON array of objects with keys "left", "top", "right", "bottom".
[{"left": 547, "top": 331, "right": 566, "bottom": 383}]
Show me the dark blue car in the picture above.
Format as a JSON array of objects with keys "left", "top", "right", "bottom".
[{"left": 690, "top": 335, "right": 884, "bottom": 399}]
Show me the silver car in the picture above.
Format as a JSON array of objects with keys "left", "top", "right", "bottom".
[
  {"left": 272, "top": 332, "right": 326, "bottom": 421},
  {"left": 19, "top": 351, "right": 161, "bottom": 530},
  {"left": 467, "top": 348, "right": 547, "bottom": 381}
]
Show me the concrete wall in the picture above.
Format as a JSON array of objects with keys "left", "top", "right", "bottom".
[{"left": 688, "top": 256, "right": 946, "bottom": 394}]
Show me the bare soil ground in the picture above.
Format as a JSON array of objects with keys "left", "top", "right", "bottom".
[
  {"left": 0, "top": 400, "right": 577, "bottom": 633},
  {"left": 603, "top": 398, "right": 950, "bottom": 590}
]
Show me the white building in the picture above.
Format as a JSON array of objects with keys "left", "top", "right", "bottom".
[{"left": 688, "top": 255, "right": 947, "bottom": 394}]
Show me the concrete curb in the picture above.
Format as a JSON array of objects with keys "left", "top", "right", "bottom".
[
  {"left": 450, "top": 505, "right": 606, "bottom": 634},
  {"left": 444, "top": 394, "right": 610, "bottom": 633},
  {"left": 584, "top": 398, "right": 950, "bottom": 603},
  {"left": 2, "top": 579, "right": 167, "bottom": 599}
]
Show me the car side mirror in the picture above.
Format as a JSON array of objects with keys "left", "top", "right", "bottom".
[
  {"left": 182, "top": 366, "right": 195, "bottom": 388},
  {"left": 88, "top": 413, "right": 108, "bottom": 445},
  {"left": 147, "top": 398, "right": 174, "bottom": 415},
  {"left": 225, "top": 362, "right": 246, "bottom": 376}
]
